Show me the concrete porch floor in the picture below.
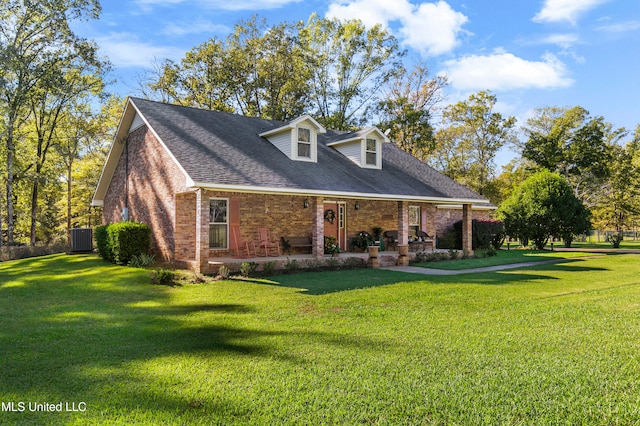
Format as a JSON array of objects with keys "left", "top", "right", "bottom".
[{"left": 206, "top": 248, "right": 446, "bottom": 272}]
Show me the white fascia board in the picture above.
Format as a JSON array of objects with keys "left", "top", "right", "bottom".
[
  {"left": 91, "top": 98, "right": 135, "bottom": 206},
  {"left": 189, "top": 181, "right": 489, "bottom": 205},
  {"left": 435, "top": 204, "right": 497, "bottom": 210},
  {"left": 327, "top": 127, "right": 390, "bottom": 147}
]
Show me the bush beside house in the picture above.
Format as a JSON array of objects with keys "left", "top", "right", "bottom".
[
  {"left": 95, "top": 222, "right": 151, "bottom": 265},
  {"left": 440, "top": 218, "right": 505, "bottom": 251}
]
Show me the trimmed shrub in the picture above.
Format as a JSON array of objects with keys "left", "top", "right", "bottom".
[
  {"left": 451, "top": 218, "right": 504, "bottom": 250},
  {"left": 97, "top": 222, "right": 151, "bottom": 265},
  {"left": 150, "top": 269, "right": 176, "bottom": 286},
  {"left": 0, "top": 243, "right": 66, "bottom": 262},
  {"left": 94, "top": 225, "right": 112, "bottom": 262}
]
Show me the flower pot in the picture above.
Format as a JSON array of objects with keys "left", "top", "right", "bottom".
[{"left": 367, "top": 245, "right": 379, "bottom": 258}]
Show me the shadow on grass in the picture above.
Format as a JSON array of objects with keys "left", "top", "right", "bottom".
[
  {"left": 264, "top": 259, "right": 609, "bottom": 294},
  {"left": 0, "top": 254, "right": 394, "bottom": 423}
]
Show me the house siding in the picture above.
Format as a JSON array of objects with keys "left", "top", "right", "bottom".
[
  {"left": 334, "top": 140, "right": 362, "bottom": 167},
  {"left": 102, "top": 125, "right": 188, "bottom": 261},
  {"left": 267, "top": 130, "right": 292, "bottom": 159}
]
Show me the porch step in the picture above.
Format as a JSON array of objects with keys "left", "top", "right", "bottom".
[{"left": 379, "top": 255, "right": 399, "bottom": 267}]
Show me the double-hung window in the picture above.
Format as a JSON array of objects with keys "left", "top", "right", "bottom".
[
  {"left": 409, "top": 205, "right": 420, "bottom": 236},
  {"left": 365, "top": 138, "right": 377, "bottom": 166},
  {"left": 297, "top": 127, "right": 311, "bottom": 159},
  {"left": 209, "top": 198, "right": 228, "bottom": 249}
]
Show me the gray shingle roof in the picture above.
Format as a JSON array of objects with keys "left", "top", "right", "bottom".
[{"left": 130, "top": 97, "right": 488, "bottom": 203}]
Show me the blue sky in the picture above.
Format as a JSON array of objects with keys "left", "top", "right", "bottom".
[{"left": 73, "top": 0, "right": 639, "bottom": 160}]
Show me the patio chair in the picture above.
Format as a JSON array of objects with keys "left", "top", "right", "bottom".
[
  {"left": 383, "top": 230, "right": 399, "bottom": 251},
  {"left": 257, "top": 227, "right": 281, "bottom": 257},
  {"left": 230, "top": 225, "right": 255, "bottom": 258},
  {"left": 410, "top": 230, "right": 434, "bottom": 251}
]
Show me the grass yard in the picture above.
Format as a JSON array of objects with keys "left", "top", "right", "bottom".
[
  {"left": 2, "top": 253, "right": 640, "bottom": 424},
  {"left": 412, "top": 249, "right": 602, "bottom": 271}
]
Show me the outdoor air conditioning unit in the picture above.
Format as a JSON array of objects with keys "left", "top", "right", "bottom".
[{"left": 71, "top": 228, "right": 93, "bottom": 253}]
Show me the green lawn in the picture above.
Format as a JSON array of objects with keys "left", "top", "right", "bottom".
[
  {"left": 412, "top": 249, "right": 601, "bottom": 271},
  {"left": 2, "top": 253, "right": 640, "bottom": 424}
]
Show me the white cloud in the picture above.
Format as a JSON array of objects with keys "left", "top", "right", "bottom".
[
  {"left": 399, "top": 1, "right": 468, "bottom": 56},
  {"left": 540, "top": 33, "right": 580, "bottom": 49},
  {"left": 443, "top": 51, "right": 574, "bottom": 91},
  {"left": 326, "top": 0, "right": 468, "bottom": 56},
  {"left": 533, "top": 0, "right": 609, "bottom": 25},
  {"left": 596, "top": 20, "right": 640, "bottom": 33},
  {"left": 96, "top": 33, "right": 185, "bottom": 68},
  {"left": 161, "top": 20, "right": 230, "bottom": 37},
  {"left": 326, "top": 0, "right": 412, "bottom": 28}
]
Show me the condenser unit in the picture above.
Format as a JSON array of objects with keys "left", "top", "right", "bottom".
[{"left": 71, "top": 228, "right": 93, "bottom": 253}]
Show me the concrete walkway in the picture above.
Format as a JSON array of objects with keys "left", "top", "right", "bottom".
[{"left": 381, "top": 258, "right": 576, "bottom": 275}]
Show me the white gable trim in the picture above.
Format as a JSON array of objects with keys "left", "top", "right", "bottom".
[
  {"left": 326, "top": 127, "right": 390, "bottom": 147},
  {"left": 258, "top": 114, "right": 327, "bottom": 138}
]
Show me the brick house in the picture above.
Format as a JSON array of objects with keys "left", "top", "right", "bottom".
[{"left": 92, "top": 97, "right": 492, "bottom": 273}]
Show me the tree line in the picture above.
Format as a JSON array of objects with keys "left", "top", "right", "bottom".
[{"left": 2, "top": 2, "right": 639, "bottom": 247}]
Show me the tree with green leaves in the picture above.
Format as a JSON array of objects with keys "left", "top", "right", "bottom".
[
  {"left": 300, "top": 14, "right": 404, "bottom": 130},
  {"left": 225, "top": 16, "right": 311, "bottom": 121},
  {"left": 522, "top": 106, "right": 624, "bottom": 204},
  {"left": 24, "top": 50, "right": 107, "bottom": 245},
  {"left": 589, "top": 125, "right": 640, "bottom": 238},
  {"left": 376, "top": 63, "right": 447, "bottom": 160},
  {"left": 431, "top": 90, "right": 517, "bottom": 198},
  {"left": 0, "top": 0, "right": 102, "bottom": 244},
  {"left": 497, "top": 170, "right": 591, "bottom": 249},
  {"left": 145, "top": 14, "right": 406, "bottom": 127},
  {"left": 56, "top": 96, "right": 121, "bottom": 244}
]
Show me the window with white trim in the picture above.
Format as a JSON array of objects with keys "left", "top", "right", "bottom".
[
  {"left": 409, "top": 205, "right": 420, "bottom": 236},
  {"left": 365, "top": 138, "right": 377, "bottom": 166},
  {"left": 209, "top": 198, "right": 228, "bottom": 249},
  {"left": 297, "top": 127, "right": 312, "bottom": 159}
]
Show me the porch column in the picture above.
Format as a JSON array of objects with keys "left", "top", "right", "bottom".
[
  {"left": 397, "top": 200, "right": 409, "bottom": 245},
  {"left": 194, "top": 188, "right": 210, "bottom": 274},
  {"left": 312, "top": 196, "right": 324, "bottom": 257},
  {"left": 462, "top": 203, "right": 473, "bottom": 255}
]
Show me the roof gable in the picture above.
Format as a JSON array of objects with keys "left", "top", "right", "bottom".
[{"left": 93, "top": 98, "right": 490, "bottom": 206}]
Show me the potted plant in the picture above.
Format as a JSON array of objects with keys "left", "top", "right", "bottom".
[
  {"left": 324, "top": 236, "right": 341, "bottom": 256},
  {"left": 350, "top": 231, "right": 373, "bottom": 252},
  {"left": 371, "top": 226, "right": 383, "bottom": 245}
]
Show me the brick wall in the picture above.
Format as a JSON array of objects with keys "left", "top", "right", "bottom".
[
  {"left": 102, "top": 125, "right": 491, "bottom": 264},
  {"left": 174, "top": 193, "right": 449, "bottom": 258},
  {"left": 102, "top": 125, "right": 188, "bottom": 261}
]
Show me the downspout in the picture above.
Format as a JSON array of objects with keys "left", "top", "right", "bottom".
[{"left": 122, "top": 136, "right": 129, "bottom": 221}]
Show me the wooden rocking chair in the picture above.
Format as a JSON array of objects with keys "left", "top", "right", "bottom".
[
  {"left": 230, "top": 225, "right": 255, "bottom": 258},
  {"left": 257, "top": 227, "right": 281, "bottom": 257}
]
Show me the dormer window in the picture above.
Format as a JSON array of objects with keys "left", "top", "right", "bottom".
[
  {"left": 327, "top": 128, "right": 389, "bottom": 170},
  {"left": 259, "top": 115, "right": 326, "bottom": 163},
  {"left": 297, "top": 127, "right": 312, "bottom": 158},
  {"left": 365, "top": 138, "right": 377, "bottom": 166}
]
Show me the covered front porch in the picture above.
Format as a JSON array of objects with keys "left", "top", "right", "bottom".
[{"left": 175, "top": 189, "right": 474, "bottom": 275}]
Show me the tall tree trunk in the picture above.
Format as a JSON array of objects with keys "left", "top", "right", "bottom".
[
  {"left": 29, "top": 178, "right": 39, "bottom": 246},
  {"left": 66, "top": 163, "right": 72, "bottom": 246},
  {"left": 6, "top": 127, "right": 15, "bottom": 244}
]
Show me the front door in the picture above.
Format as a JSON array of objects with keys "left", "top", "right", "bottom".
[{"left": 324, "top": 202, "right": 346, "bottom": 250}]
